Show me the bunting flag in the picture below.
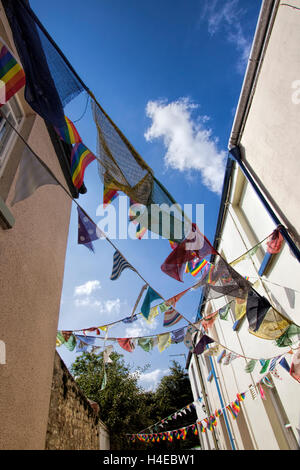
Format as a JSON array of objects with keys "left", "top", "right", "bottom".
[
  {"left": 110, "top": 250, "right": 136, "bottom": 280},
  {"left": 137, "top": 337, "right": 154, "bottom": 352},
  {"left": 245, "top": 290, "right": 272, "bottom": 332},
  {"left": 266, "top": 228, "right": 284, "bottom": 254},
  {"left": 161, "top": 224, "right": 216, "bottom": 282},
  {"left": 193, "top": 335, "right": 214, "bottom": 355},
  {"left": 70, "top": 143, "right": 96, "bottom": 189},
  {"left": 219, "top": 302, "right": 232, "bottom": 320},
  {"left": 289, "top": 349, "right": 300, "bottom": 383},
  {"left": 171, "top": 328, "right": 186, "bottom": 344},
  {"left": 55, "top": 115, "right": 82, "bottom": 145},
  {"left": 245, "top": 359, "right": 257, "bottom": 373},
  {"left": 237, "top": 393, "right": 246, "bottom": 402},
  {"left": 140, "top": 287, "right": 162, "bottom": 320},
  {"left": 250, "top": 308, "right": 291, "bottom": 341},
  {"left": 11, "top": 147, "right": 59, "bottom": 206},
  {"left": 259, "top": 359, "right": 271, "bottom": 374},
  {"left": 77, "top": 206, "right": 101, "bottom": 252},
  {"left": 186, "top": 259, "right": 208, "bottom": 277},
  {"left": 184, "top": 322, "right": 201, "bottom": 351},
  {"left": 279, "top": 357, "right": 290, "bottom": 373},
  {"left": 275, "top": 324, "right": 300, "bottom": 347},
  {"left": 0, "top": 40, "right": 25, "bottom": 105},
  {"left": 103, "top": 345, "right": 114, "bottom": 364},
  {"left": 223, "top": 352, "right": 239, "bottom": 365},
  {"left": 117, "top": 338, "right": 135, "bottom": 352},
  {"left": 162, "top": 307, "right": 183, "bottom": 328},
  {"left": 201, "top": 311, "right": 218, "bottom": 332},
  {"left": 157, "top": 333, "right": 171, "bottom": 352}
]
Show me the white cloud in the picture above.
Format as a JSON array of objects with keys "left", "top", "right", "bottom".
[
  {"left": 202, "top": 0, "right": 252, "bottom": 73},
  {"left": 139, "top": 368, "right": 169, "bottom": 391},
  {"left": 145, "top": 98, "right": 226, "bottom": 194},
  {"left": 125, "top": 317, "right": 158, "bottom": 338},
  {"left": 74, "top": 280, "right": 101, "bottom": 297}
]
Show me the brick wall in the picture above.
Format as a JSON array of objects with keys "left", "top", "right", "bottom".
[{"left": 45, "top": 352, "right": 109, "bottom": 450}]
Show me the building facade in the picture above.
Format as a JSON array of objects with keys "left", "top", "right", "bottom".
[
  {"left": 188, "top": 0, "right": 300, "bottom": 450},
  {"left": 0, "top": 1, "right": 84, "bottom": 449}
]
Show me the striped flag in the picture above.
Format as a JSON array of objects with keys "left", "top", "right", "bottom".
[
  {"left": 163, "top": 307, "right": 183, "bottom": 327},
  {"left": 55, "top": 116, "right": 82, "bottom": 145},
  {"left": 0, "top": 41, "right": 25, "bottom": 105},
  {"left": 110, "top": 250, "right": 136, "bottom": 280},
  {"left": 70, "top": 143, "right": 96, "bottom": 188},
  {"left": 186, "top": 258, "right": 208, "bottom": 277}
]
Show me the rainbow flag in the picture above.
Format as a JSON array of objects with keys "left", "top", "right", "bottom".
[
  {"left": 103, "top": 180, "right": 119, "bottom": 207},
  {"left": 186, "top": 258, "right": 208, "bottom": 277},
  {"left": 70, "top": 143, "right": 96, "bottom": 188},
  {"left": 55, "top": 116, "right": 82, "bottom": 145},
  {"left": 237, "top": 392, "right": 245, "bottom": 402},
  {"left": 0, "top": 42, "right": 25, "bottom": 106}
]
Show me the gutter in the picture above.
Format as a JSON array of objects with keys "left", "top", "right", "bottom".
[{"left": 228, "top": 0, "right": 280, "bottom": 150}]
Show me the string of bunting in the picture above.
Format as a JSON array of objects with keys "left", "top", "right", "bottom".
[
  {"left": 1, "top": 8, "right": 300, "bottom": 380},
  {"left": 127, "top": 391, "right": 248, "bottom": 443}
]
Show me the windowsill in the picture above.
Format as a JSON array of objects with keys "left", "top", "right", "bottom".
[{"left": 0, "top": 195, "right": 14, "bottom": 229}]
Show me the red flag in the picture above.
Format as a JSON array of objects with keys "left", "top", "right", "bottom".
[
  {"left": 161, "top": 224, "right": 216, "bottom": 282},
  {"left": 117, "top": 338, "right": 135, "bottom": 352},
  {"left": 290, "top": 349, "right": 300, "bottom": 383},
  {"left": 266, "top": 228, "right": 284, "bottom": 254}
]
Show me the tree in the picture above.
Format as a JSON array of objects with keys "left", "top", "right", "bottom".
[
  {"left": 71, "top": 351, "right": 154, "bottom": 449},
  {"left": 71, "top": 355, "right": 200, "bottom": 450}
]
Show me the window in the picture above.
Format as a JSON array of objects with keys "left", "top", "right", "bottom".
[{"left": 0, "top": 96, "right": 23, "bottom": 176}]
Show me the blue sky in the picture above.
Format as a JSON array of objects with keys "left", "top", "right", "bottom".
[{"left": 30, "top": 0, "right": 261, "bottom": 391}]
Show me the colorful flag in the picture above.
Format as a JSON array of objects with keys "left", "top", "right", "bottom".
[
  {"left": 55, "top": 116, "right": 82, "bottom": 145},
  {"left": 103, "top": 174, "right": 120, "bottom": 207},
  {"left": 110, "top": 250, "right": 136, "bottom": 280},
  {"left": 245, "top": 359, "right": 257, "bottom": 373},
  {"left": 266, "top": 228, "right": 284, "bottom": 254},
  {"left": 161, "top": 224, "right": 216, "bottom": 282},
  {"left": 71, "top": 143, "right": 96, "bottom": 188},
  {"left": 186, "top": 258, "right": 208, "bottom": 277},
  {"left": 140, "top": 287, "right": 162, "bottom": 320},
  {"left": 163, "top": 308, "right": 183, "bottom": 327},
  {"left": 289, "top": 349, "right": 300, "bottom": 383},
  {"left": 0, "top": 41, "right": 25, "bottom": 105},
  {"left": 11, "top": 147, "right": 59, "bottom": 206}
]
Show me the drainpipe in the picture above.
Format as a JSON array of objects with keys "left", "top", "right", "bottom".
[
  {"left": 208, "top": 356, "right": 236, "bottom": 451},
  {"left": 193, "top": 354, "right": 219, "bottom": 450}
]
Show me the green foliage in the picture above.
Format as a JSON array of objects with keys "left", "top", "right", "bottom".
[{"left": 71, "top": 354, "right": 199, "bottom": 450}]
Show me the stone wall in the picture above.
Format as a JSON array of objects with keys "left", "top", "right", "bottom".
[{"left": 45, "top": 352, "right": 109, "bottom": 450}]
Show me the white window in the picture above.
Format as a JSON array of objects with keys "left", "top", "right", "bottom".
[{"left": 0, "top": 96, "right": 23, "bottom": 175}]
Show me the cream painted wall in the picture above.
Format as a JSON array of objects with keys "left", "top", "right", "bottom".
[
  {"left": 188, "top": 164, "right": 300, "bottom": 450},
  {"left": 240, "top": 0, "right": 300, "bottom": 237}
]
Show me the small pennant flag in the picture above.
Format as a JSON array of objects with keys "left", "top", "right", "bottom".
[
  {"left": 0, "top": 40, "right": 25, "bottom": 106},
  {"left": 55, "top": 115, "right": 82, "bottom": 145},
  {"left": 245, "top": 359, "right": 257, "bottom": 373},
  {"left": 70, "top": 143, "right": 96, "bottom": 188},
  {"left": 163, "top": 307, "right": 183, "bottom": 327},
  {"left": 77, "top": 206, "right": 101, "bottom": 252},
  {"left": 11, "top": 147, "right": 58, "bottom": 206},
  {"left": 110, "top": 250, "right": 136, "bottom": 280}
]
